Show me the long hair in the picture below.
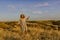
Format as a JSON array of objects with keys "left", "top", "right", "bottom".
[{"left": 20, "top": 14, "right": 25, "bottom": 18}]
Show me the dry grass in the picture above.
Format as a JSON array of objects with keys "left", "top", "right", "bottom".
[{"left": 0, "top": 20, "right": 60, "bottom": 40}]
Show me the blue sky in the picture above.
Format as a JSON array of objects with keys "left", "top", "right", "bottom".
[{"left": 0, "top": 0, "right": 60, "bottom": 21}]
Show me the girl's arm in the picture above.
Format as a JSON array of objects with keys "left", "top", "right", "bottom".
[{"left": 26, "top": 16, "right": 30, "bottom": 20}]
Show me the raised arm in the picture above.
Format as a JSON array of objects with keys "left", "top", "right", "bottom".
[{"left": 26, "top": 16, "right": 30, "bottom": 20}]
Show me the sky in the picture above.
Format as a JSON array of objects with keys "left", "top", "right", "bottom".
[{"left": 0, "top": 0, "right": 60, "bottom": 21}]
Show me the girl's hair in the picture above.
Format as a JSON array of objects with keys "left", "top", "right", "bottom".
[{"left": 20, "top": 14, "right": 25, "bottom": 18}]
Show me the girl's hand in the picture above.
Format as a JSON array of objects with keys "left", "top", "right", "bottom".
[
  {"left": 28, "top": 16, "right": 30, "bottom": 18},
  {"left": 27, "top": 16, "right": 30, "bottom": 20}
]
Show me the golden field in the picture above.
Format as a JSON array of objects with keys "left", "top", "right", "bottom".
[{"left": 0, "top": 20, "right": 60, "bottom": 40}]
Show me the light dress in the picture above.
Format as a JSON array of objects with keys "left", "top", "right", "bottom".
[{"left": 20, "top": 18, "right": 27, "bottom": 32}]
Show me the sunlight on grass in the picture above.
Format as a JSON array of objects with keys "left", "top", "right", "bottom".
[{"left": 0, "top": 20, "right": 60, "bottom": 40}]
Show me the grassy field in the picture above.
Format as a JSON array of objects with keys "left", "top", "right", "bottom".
[{"left": 0, "top": 20, "right": 60, "bottom": 40}]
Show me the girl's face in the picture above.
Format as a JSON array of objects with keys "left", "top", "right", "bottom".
[{"left": 20, "top": 14, "right": 25, "bottom": 18}]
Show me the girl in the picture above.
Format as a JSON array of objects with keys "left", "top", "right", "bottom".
[{"left": 19, "top": 13, "right": 30, "bottom": 33}]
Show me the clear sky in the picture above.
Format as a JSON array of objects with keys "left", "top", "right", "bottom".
[{"left": 0, "top": 0, "right": 60, "bottom": 21}]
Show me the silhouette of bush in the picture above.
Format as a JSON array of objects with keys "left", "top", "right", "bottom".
[{"left": 52, "top": 21, "right": 60, "bottom": 25}]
